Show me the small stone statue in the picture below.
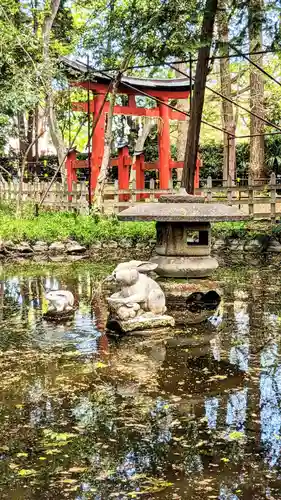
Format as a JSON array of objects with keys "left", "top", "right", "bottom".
[
  {"left": 45, "top": 290, "right": 75, "bottom": 313},
  {"left": 106, "top": 261, "right": 174, "bottom": 332}
]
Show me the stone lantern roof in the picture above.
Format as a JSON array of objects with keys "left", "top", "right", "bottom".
[{"left": 117, "top": 202, "right": 248, "bottom": 223}]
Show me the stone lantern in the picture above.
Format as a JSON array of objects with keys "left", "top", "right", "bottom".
[
  {"left": 118, "top": 190, "right": 248, "bottom": 325},
  {"left": 118, "top": 191, "right": 247, "bottom": 278}
]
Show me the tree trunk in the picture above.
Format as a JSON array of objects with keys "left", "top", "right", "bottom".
[
  {"left": 249, "top": 0, "right": 264, "bottom": 180},
  {"left": 174, "top": 63, "right": 189, "bottom": 183},
  {"left": 35, "top": 105, "right": 39, "bottom": 164},
  {"left": 217, "top": 0, "right": 236, "bottom": 184},
  {"left": 27, "top": 110, "right": 34, "bottom": 167},
  {"left": 182, "top": 0, "right": 218, "bottom": 193},
  {"left": 94, "top": 78, "right": 119, "bottom": 211},
  {"left": 17, "top": 112, "right": 27, "bottom": 156},
  {"left": 42, "top": 0, "right": 66, "bottom": 173}
]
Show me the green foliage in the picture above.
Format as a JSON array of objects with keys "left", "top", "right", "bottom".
[
  {"left": 0, "top": 204, "right": 280, "bottom": 245},
  {"left": 0, "top": 209, "right": 155, "bottom": 244},
  {"left": 199, "top": 135, "right": 281, "bottom": 181},
  {"left": 79, "top": 0, "right": 201, "bottom": 68},
  {"left": 0, "top": 0, "right": 78, "bottom": 154}
]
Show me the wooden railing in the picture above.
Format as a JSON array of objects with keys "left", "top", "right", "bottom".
[
  {"left": 194, "top": 173, "right": 280, "bottom": 220},
  {"left": 0, "top": 180, "right": 90, "bottom": 212}
]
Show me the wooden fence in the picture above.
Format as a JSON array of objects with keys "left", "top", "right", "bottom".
[
  {"left": 0, "top": 180, "right": 89, "bottom": 212},
  {"left": 195, "top": 173, "right": 281, "bottom": 220},
  {"left": 1, "top": 174, "right": 281, "bottom": 219},
  {"left": 0, "top": 178, "right": 174, "bottom": 213}
]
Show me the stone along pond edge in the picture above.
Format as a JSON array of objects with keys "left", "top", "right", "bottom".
[{"left": 1, "top": 232, "right": 281, "bottom": 264}]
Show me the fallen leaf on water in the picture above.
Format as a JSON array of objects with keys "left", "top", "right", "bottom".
[
  {"left": 68, "top": 467, "right": 87, "bottom": 473},
  {"left": 18, "top": 469, "right": 37, "bottom": 477},
  {"left": 94, "top": 361, "right": 107, "bottom": 369},
  {"left": 228, "top": 431, "right": 244, "bottom": 441},
  {"left": 64, "top": 351, "right": 81, "bottom": 357},
  {"left": 61, "top": 479, "right": 78, "bottom": 484},
  {"left": 9, "top": 463, "right": 19, "bottom": 470},
  {"left": 45, "top": 449, "right": 61, "bottom": 455}
]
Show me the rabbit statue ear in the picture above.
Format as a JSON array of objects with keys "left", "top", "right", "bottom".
[
  {"left": 114, "top": 260, "right": 143, "bottom": 272},
  {"left": 137, "top": 262, "right": 158, "bottom": 273}
]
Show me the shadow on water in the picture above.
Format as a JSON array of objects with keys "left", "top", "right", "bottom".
[{"left": 1, "top": 263, "right": 281, "bottom": 498}]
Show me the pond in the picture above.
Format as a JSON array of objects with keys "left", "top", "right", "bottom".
[{"left": 0, "top": 261, "right": 281, "bottom": 499}]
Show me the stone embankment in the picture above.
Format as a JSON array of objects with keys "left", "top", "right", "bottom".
[{"left": 1, "top": 235, "right": 281, "bottom": 263}]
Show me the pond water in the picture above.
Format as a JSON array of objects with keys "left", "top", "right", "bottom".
[{"left": 1, "top": 261, "right": 281, "bottom": 499}]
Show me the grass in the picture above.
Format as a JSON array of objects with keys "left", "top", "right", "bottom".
[
  {"left": 212, "top": 220, "right": 280, "bottom": 240},
  {"left": 0, "top": 202, "right": 280, "bottom": 245},
  {"left": 0, "top": 208, "right": 155, "bottom": 245}
]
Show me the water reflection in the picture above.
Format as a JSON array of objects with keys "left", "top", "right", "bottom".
[{"left": 1, "top": 264, "right": 281, "bottom": 498}]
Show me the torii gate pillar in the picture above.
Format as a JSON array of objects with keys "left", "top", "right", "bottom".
[
  {"left": 158, "top": 99, "right": 171, "bottom": 189},
  {"left": 91, "top": 94, "right": 106, "bottom": 192}
]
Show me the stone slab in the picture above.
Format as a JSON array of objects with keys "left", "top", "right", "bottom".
[
  {"left": 107, "top": 313, "right": 175, "bottom": 333},
  {"left": 159, "top": 189, "right": 205, "bottom": 203},
  {"left": 160, "top": 279, "right": 221, "bottom": 297},
  {"left": 161, "top": 280, "right": 221, "bottom": 324},
  {"left": 118, "top": 203, "right": 249, "bottom": 222}
]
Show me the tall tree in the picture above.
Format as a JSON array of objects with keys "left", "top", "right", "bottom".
[
  {"left": 42, "top": 0, "right": 66, "bottom": 170},
  {"left": 174, "top": 62, "right": 189, "bottom": 183},
  {"left": 182, "top": 0, "right": 218, "bottom": 193},
  {"left": 217, "top": 0, "right": 236, "bottom": 183},
  {"left": 249, "top": 0, "right": 265, "bottom": 179}
]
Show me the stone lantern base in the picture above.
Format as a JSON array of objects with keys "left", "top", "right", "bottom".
[{"left": 151, "top": 255, "right": 218, "bottom": 278}]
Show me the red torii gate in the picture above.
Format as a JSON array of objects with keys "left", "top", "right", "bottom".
[{"left": 63, "top": 58, "right": 201, "bottom": 195}]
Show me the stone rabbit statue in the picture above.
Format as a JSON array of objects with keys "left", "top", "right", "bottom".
[
  {"left": 45, "top": 290, "right": 74, "bottom": 313},
  {"left": 106, "top": 260, "right": 167, "bottom": 321}
]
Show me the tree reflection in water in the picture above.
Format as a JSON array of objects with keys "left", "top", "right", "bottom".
[{"left": 1, "top": 264, "right": 281, "bottom": 498}]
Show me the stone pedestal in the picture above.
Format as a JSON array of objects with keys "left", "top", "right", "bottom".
[
  {"left": 107, "top": 313, "right": 175, "bottom": 334},
  {"left": 160, "top": 280, "right": 221, "bottom": 325}
]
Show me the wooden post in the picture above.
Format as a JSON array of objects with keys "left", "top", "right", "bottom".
[
  {"left": 270, "top": 172, "right": 276, "bottom": 222},
  {"left": 248, "top": 173, "right": 254, "bottom": 217},
  {"left": 73, "top": 182, "right": 78, "bottom": 212},
  {"left": 149, "top": 178, "right": 155, "bottom": 202},
  {"left": 207, "top": 176, "right": 212, "bottom": 202},
  {"left": 131, "top": 178, "right": 137, "bottom": 205},
  {"left": 114, "top": 179, "right": 119, "bottom": 213},
  {"left": 8, "top": 181, "right": 12, "bottom": 203},
  {"left": 54, "top": 182, "right": 59, "bottom": 210},
  {"left": 65, "top": 149, "right": 77, "bottom": 201},
  {"left": 227, "top": 174, "right": 233, "bottom": 205},
  {"left": 158, "top": 99, "right": 171, "bottom": 189},
  {"left": 135, "top": 155, "right": 145, "bottom": 201},
  {"left": 34, "top": 177, "right": 39, "bottom": 204},
  {"left": 66, "top": 181, "right": 72, "bottom": 211}
]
